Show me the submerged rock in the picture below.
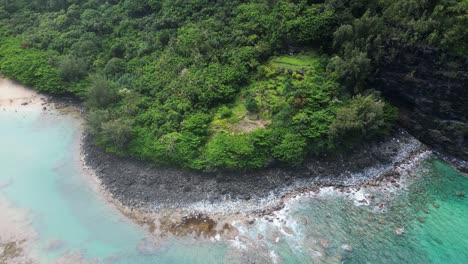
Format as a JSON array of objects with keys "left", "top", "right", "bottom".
[
  {"left": 395, "top": 228, "right": 405, "bottom": 236},
  {"left": 320, "top": 239, "right": 330, "bottom": 249},
  {"left": 341, "top": 244, "right": 353, "bottom": 252}
]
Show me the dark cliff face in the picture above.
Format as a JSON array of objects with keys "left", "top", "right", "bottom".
[{"left": 373, "top": 45, "right": 468, "bottom": 160}]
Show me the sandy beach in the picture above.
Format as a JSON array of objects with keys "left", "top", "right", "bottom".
[{"left": 0, "top": 78, "right": 45, "bottom": 111}]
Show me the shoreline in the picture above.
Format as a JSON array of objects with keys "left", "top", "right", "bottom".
[
  {"left": 82, "top": 129, "right": 426, "bottom": 214},
  {"left": 80, "top": 129, "right": 435, "bottom": 241},
  {"left": 2, "top": 77, "right": 464, "bottom": 242}
]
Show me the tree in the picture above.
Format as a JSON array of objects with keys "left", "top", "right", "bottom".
[
  {"left": 272, "top": 133, "right": 307, "bottom": 164},
  {"left": 59, "top": 55, "right": 88, "bottom": 82},
  {"left": 329, "top": 94, "right": 396, "bottom": 146},
  {"left": 100, "top": 118, "right": 134, "bottom": 151},
  {"left": 86, "top": 75, "right": 120, "bottom": 109}
]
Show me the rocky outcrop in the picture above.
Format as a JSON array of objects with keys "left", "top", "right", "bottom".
[{"left": 373, "top": 44, "right": 468, "bottom": 160}]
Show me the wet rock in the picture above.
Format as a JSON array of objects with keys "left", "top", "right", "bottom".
[
  {"left": 341, "top": 244, "right": 353, "bottom": 252},
  {"left": 282, "top": 227, "right": 294, "bottom": 235},
  {"left": 373, "top": 44, "right": 468, "bottom": 161},
  {"left": 358, "top": 199, "right": 368, "bottom": 204},
  {"left": 82, "top": 127, "right": 422, "bottom": 214},
  {"left": 395, "top": 228, "right": 405, "bottom": 236}
]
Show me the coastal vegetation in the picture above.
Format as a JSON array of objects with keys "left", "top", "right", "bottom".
[{"left": 0, "top": 0, "right": 466, "bottom": 171}]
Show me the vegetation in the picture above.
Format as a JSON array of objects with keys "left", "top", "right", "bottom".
[{"left": 0, "top": 0, "right": 465, "bottom": 171}]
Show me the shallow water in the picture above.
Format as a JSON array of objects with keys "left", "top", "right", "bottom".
[{"left": 0, "top": 106, "right": 467, "bottom": 263}]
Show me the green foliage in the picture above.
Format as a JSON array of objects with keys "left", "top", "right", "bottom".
[
  {"left": 329, "top": 94, "right": 397, "bottom": 146},
  {"left": 0, "top": 37, "right": 62, "bottom": 92},
  {"left": 3, "top": 0, "right": 442, "bottom": 171},
  {"left": 99, "top": 117, "right": 135, "bottom": 152},
  {"left": 59, "top": 55, "right": 88, "bottom": 82},
  {"left": 273, "top": 133, "right": 307, "bottom": 164},
  {"left": 203, "top": 132, "right": 268, "bottom": 171},
  {"left": 286, "top": 4, "right": 336, "bottom": 45},
  {"left": 244, "top": 96, "right": 259, "bottom": 113},
  {"left": 104, "top": 58, "right": 127, "bottom": 78},
  {"left": 86, "top": 75, "right": 120, "bottom": 109}
]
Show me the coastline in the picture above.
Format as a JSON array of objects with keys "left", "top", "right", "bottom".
[
  {"left": 2, "top": 76, "right": 459, "bottom": 244},
  {"left": 80, "top": 128, "right": 435, "bottom": 241},
  {"left": 81, "top": 129, "right": 426, "bottom": 214}
]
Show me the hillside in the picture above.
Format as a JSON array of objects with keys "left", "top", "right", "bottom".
[{"left": 0, "top": 0, "right": 466, "bottom": 171}]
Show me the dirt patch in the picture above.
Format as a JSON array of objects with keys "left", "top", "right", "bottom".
[{"left": 228, "top": 116, "right": 271, "bottom": 133}]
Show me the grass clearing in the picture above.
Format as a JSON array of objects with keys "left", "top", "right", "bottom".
[{"left": 268, "top": 52, "right": 322, "bottom": 71}]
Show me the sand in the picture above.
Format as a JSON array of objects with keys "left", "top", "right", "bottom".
[{"left": 0, "top": 78, "right": 45, "bottom": 111}]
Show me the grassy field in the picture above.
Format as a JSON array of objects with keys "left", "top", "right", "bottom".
[{"left": 268, "top": 52, "right": 322, "bottom": 71}]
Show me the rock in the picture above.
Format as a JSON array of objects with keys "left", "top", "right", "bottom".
[
  {"left": 21, "top": 102, "right": 28, "bottom": 106},
  {"left": 320, "top": 239, "right": 330, "bottom": 249},
  {"left": 257, "top": 234, "right": 264, "bottom": 240},
  {"left": 422, "top": 208, "right": 430, "bottom": 214},
  {"left": 44, "top": 239, "right": 64, "bottom": 251},
  {"left": 395, "top": 228, "right": 405, "bottom": 236},
  {"left": 417, "top": 217, "right": 426, "bottom": 223},
  {"left": 456, "top": 191, "right": 465, "bottom": 198},
  {"left": 372, "top": 43, "right": 468, "bottom": 161},
  {"left": 341, "top": 244, "right": 353, "bottom": 252},
  {"left": 433, "top": 202, "right": 440, "bottom": 208},
  {"left": 282, "top": 227, "right": 294, "bottom": 235}
]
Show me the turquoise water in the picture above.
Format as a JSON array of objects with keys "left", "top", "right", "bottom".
[{"left": 0, "top": 107, "right": 467, "bottom": 263}]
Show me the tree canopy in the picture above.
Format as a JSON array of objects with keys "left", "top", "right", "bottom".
[{"left": 0, "top": 0, "right": 465, "bottom": 171}]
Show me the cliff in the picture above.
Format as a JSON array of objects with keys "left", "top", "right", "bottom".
[{"left": 374, "top": 44, "right": 468, "bottom": 160}]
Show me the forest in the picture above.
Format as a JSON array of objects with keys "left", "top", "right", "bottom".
[{"left": 0, "top": 0, "right": 466, "bottom": 171}]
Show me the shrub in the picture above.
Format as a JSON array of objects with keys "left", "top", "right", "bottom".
[
  {"left": 329, "top": 94, "right": 396, "bottom": 146},
  {"left": 86, "top": 75, "right": 120, "bottom": 109},
  {"left": 59, "top": 55, "right": 88, "bottom": 82}
]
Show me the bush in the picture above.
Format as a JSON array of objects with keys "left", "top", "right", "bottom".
[
  {"left": 86, "top": 75, "right": 120, "bottom": 109},
  {"left": 244, "top": 96, "right": 259, "bottom": 113},
  {"left": 203, "top": 132, "right": 267, "bottom": 171},
  {"left": 272, "top": 133, "right": 307, "bottom": 164},
  {"left": 104, "top": 58, "right": 127, "bottom": 78},
  {"left": 99, "top": 118, "right": 134, "bottom": 151},
  {"left": 329, "top": 95, "right": 396, "bottom": 146},
  {"left": 59, "top": 55, "right": 88, "bottom": 82},
  {"left": 217, "top": 106, "right": 233, "bottom": 119}
]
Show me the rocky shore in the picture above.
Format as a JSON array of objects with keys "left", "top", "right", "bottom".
[{"left": 82, "top": 129, "right": 426, "bottom": 214}]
